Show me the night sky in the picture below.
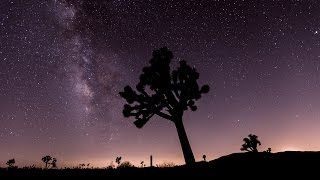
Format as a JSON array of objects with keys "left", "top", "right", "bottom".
[{"left": 1, "top": 0, "right": 320, "bottom": 168}]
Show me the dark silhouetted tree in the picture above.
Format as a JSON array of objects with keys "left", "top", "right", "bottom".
[
  {"left": 240, "top": 134, "right": 261, "bottom": 152},
  {"left": 265, "top": 148, "right": 272, "bottom": 153},
  {"left": 202, "top": 154, "right": 206, "bottom": 161},
  {"left": 51, "top": 158, "right": 57, "bottom": 169},
  {"left": 6, "top": 159, "right": 15, "bottom": 168},
  {"left": 119, "top": 47, "right": 209, "bottom": 165},
  {"left": 42, "top": 155, "right": 52, "bottom": 169}
]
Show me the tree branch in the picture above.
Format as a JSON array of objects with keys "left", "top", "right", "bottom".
[
  {"left": 155, "top": 111, "right": 173, "bottom": 121},
  {"left": 171, "top": 83, "right": 181, "bottom": 101},
  {"left": 163, "top": 89, "right": 179, "bottom": 109}
]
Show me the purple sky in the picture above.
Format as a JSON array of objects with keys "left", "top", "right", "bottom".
[{"left": 1, "top": 0, "right": 320, "bottom": 167}]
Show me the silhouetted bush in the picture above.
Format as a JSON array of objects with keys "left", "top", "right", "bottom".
[
  {"left": 156, "top": 162, "right": 176, "bottom": 168},
  {"left": 22, "top": 165, "right": 38, "bottom": 170},
  {"left": 106, "top": 162, "right": 115, "bottom": 169},
  {"left": 117, "top": 161, "right": 135, "bottom": 169},
  {"left": 6, "top": 159, "right": 16, "bottom": 168}
]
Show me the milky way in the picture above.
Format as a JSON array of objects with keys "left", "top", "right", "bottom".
[
  {"left": 53, "top": 1, "right": 122, "bottom": 124},
  {"left": 1, "top": 0, "right": 320, "bottom": 167}
]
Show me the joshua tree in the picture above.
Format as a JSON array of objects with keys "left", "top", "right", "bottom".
[
  {"left": 265, "top": 148, "right": 272, "bottom": 153},
  {"left": 119, "top": 47, "right": 209, "bottom": 165},
  {"left": 115, "top": 156, "right": 122, "bottom": 166},
  {"left": 42, "top": 155, "right": 52, "bottom": 169},
  {"left": 6, "top": 159, "right": 15, "bottom": 168},
  {"left": 202, "top": 155, "right": 206, "bottom": 161},
  {"left": 140, "top": 161, "right": 145, "bottom": 167},
  {"left": 240, "top": 134, "right": 261, "bottom": 153},
  {"left": 51, "top": 158, "right": 57, "bottom": 169}
]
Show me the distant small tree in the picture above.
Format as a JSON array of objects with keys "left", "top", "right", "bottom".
[
  {"left": 240, "top": 134, "right": 261, "bottom": 153},
  {"left": 265, "top": 148, "right": 272, "bottom": 153},
  {"left": 115, "top": 156, "right": 122, "bottom": 166},
  {"left": 6, "top": 159, "right": 15, "bottom": 168},
  {"left": 42, "top": 155, "right": 52, "bottom": 169},
  {"left": 51, "top": 158, "right": 57, "bottom": 169},
  {"left": 202, "top": 154, "right": 207, "bottom": 161},
  {"left": 140, "top": 161, "right": 145, "bottom": 167}
]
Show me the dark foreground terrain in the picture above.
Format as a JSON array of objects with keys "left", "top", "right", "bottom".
[{"left": 1, "top": 151, "right": 320, "bottom": 178}]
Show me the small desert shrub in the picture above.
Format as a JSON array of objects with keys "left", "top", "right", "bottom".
[
  {"left": 117, "top": 161, "right": 135, "bottom": 169},
  {"left": 156, "top": 162, "right": 175, "bottom": 168},
  {"left": 106, "top": 162, "right": 115, "bottom": 169}
]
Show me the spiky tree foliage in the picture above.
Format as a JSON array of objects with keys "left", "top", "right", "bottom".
[
  {"left": 51, "top": 158, "right": 57, "bottom": 169},
  {"left": 265, "top": 148, "right": 272, "bottom": 153},
  {"left": 6, "top": 159, "right": 15, "bottom": 168},
  {"left": 267, "top": 148, "right": 272, "bottom": 153},
  {"left": 42, "top": 155, "right": 52, "bottom": 169},
  {"left": 119, "top": 47, "right": 210, "bottom": 165},
  {"left": 115, "top": 156, "right": 122, "bottom": 166},
  {"left": 240, "top": 134, "right": 261, "bottom": 153},
  {"left": 140, "top": 161, "right": 145, "bottom": 167}
]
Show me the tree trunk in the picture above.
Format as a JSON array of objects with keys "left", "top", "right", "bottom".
[{"left": 174, "top": 117, "right": 195, "bottom": 165}]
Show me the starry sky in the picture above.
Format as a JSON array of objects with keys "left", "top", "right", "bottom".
[{"left": 1, "top": 0, "right": 320, "bottom": 168}]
